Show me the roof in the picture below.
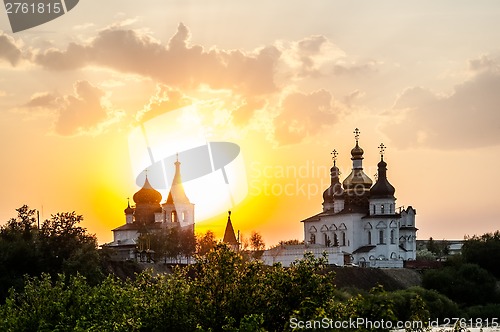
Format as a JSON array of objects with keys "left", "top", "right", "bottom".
[
  {"left": 300, "top": 211, "right": 334, "bottom": 223},
  {"left": 399, "top": 226, "right": 418, "bottom": 231},
  {"left": 362, "top": 214, "right": 401, "bottom": 219},
  {"left": 223, "top": 212, "right": 238, "bottom": 245},
  {"left": 112, "top": 222, "right": 163, "bottom": 232},
  {"left": 353, "top": 245, "right": 376, "bottom": 254},
  {"left": 165, "top": 160, "right": 191, "bottom": 205}
]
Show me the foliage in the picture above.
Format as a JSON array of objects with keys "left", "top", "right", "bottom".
[
  {"left": 39, "top": 211, "right": 103, "bottom": 284},
  {"left": 0, "top": 244, "right": 416, "bottom": 331},
  {"left": 422, "top": 263, "right": 497, "bottom": 306},
  {"left": 462, "top": 231, "right": 500, "bottom": 278},
  {"left": 197, "top": 230, "right": 217, "bottom": 255},
  {"left": 416, "top": 248, "right": 437, "bottom": 261},
  {"left": 249, "top": 231, "right": 265, "bottom": 251},
  {"left": 391, "top": 287, "right": 460, "bottom": 322},
  {"left": 0, "top": 206, "right": 103, "bottom": 302}
]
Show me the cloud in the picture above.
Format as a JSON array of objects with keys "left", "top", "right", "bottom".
[
  {"left": 24, "top": 92, "right": 58, "bottom": 108},
  {"left": 22, "top": 81, "right": 122, "bottom": 136},
  {"left": 468, "top": 54, "right": 500, "bottom": 73},
  {"left": 383, "top": 57, "right": 500, "bottom": 149},
  {"left": 231, "top": 97, "right": 266, "bottom": 125},
  {"left": 34, "top": 23, "right": 281, "bottom": 97},
  {"left": 54, "top": 81, "right": 122, "bottom": 136},
  {"left": 136, "top": 84, "right": 192, "bottom": 122},
  {"left": 274, "top": 89, "right": 339, "bottom": 145},
  {"left": 0, "top": 32, "right": 22, "bottom": 66}
]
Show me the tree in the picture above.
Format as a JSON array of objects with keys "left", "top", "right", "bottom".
[
  {"left": 179, "top": 227, "right": 196, "bottom": 260},
  {"left": 422, "top": 263, "right": 497, "bottom": 306},
  {"left": 197, "top": 230, "right": 217, "bottom": 255},
  {"left": 249, "top": 231, "right": 265, "bottom": 251},
  {"left": 462, "top": 231, "right": 500, "bottom": 278},
  {"left": 39, "top": 211, "right": 103, "bottom": 284},
  {"left": 0, "top": 205, "right": 41, "bottom": 301}
]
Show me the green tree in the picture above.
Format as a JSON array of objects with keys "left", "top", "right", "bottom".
[
  {"left": 462, "top": 231, "right": 500, "bottom": 278},
  {"left": 422, "top": 263, "right": 497, "bottom": 306}
]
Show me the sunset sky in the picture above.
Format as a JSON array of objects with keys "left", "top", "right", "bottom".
[{"left": 1, "top": 1, "right": 500, "bottom": 247}]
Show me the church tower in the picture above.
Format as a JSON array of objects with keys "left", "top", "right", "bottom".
[
  {"left": 223, "top": 211, "right": 239, "bottom": 251},
  {"left": 368, "top": 143, "right": 399, "bottom": 259},
  {"left": 322, "top": 149, "right": 344, "bottom": 213},
  {"left": 369, "top": 143, "right": 396, "bottom": 216},
  {"left": 342, "top": 128, "right": 373, "bottom": 213},
  {"left": 162, "top": 157, "right": 195, "bottom": 230}
]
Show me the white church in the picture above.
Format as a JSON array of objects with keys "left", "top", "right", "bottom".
[
  {"left": 102, "top": 158, "right": 195, "bottom": 261},
  {"left": 262, "top": 129, "right": 417, "bottom": 268}
]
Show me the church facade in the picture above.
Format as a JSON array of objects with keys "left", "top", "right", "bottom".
[
  {"left": 301, "top": 129, "right": 417, "bottom": 267},
  {"left": 103, "top": 159, "right": 195, "bottom": 261}
]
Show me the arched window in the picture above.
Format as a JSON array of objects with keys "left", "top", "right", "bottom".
[
  {"left": 333, "top": 233, "right": 339, "bottom": 246},
  {"left": 379, "top": 230, "right": 384, "bottom": 244},
  {"left": 182, "top": 211, "right": 186, "bottom": 221},
  {"left": 390, "top": 230, "right": 395, "bottom": 244},
  {"left": 381, "top": 204, "right": 385, "bottom": 214},
  {"left": 368, "top": 231, "right": 372, "bottom": 245},
  {"left": 171, "top": 211, "right": 177, "bottom": 223},
  {"left": 324, "top": 233, "right": 330, "bottom": 247},
  {"left": 342, "top": 232, "right": 346, "bottom": 246},
  {"left": 310, "top": 233, "right": 316, "bottom": 244}
]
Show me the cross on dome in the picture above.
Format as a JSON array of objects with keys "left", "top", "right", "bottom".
[
  {"left": 331, "top": 149, "right": 338, "bottom": 166},
  {"left": 378, "top": 143, "right": 386, "bottom": 160},
  {"left": 354, "top": 128, "right": 360, "bottom": 143}
]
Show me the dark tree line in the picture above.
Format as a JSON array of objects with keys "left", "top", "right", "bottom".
[{"left": 0, "top": 205, "right": 103, "bottom": 301}]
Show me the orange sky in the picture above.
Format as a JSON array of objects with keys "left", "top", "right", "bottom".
[{"left": 2, "top": 1, "right": 500, "bottom": 247}]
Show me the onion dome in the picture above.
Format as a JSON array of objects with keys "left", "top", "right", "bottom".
[
  {"left": 133, "top": 176, "right": 162, "bottom": 204},
  {"left": 124, "top": 200, "right": 134, "bottom": 214},
  {"left": 342, "top": 129, "right": 372, "bottom": 191},
  {"left": 323, "top": 149, "right": 344, "bottom": 207},
  {"left": 370, "top": 144, "right": 395, "bottom": 198},
  {"left": 350, "top": 142, "right": 364, "bottom": 159}
]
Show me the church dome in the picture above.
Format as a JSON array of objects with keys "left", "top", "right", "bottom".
[
  {"left": 133, "top": 177, "right": 162, "bottom": 204},
  {"left": 124, "top": 201, "right": 134, "bottom": 214},
  {"left": 370, "top": 159, "right": 395, "bottom": 198},
  {"left": 351, "top": 143, "right": 364, "bottom": 158}
]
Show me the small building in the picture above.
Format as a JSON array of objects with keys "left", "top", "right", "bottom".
[{"left": 103, "top": 158, "right": 195, "bottom": 261}]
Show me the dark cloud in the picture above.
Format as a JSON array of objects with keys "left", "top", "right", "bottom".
[
  {"left": 34, "top": 23, "right": 281, "bottom": 96},
  {"left": 0, "top": 32, "right": 22, "bottom": 66},
  {"left": 274, "top": 90, "right": 338, "bottom": 145},
  {"left": 384, "top": 65, "right": 500, "bottom": 149}
]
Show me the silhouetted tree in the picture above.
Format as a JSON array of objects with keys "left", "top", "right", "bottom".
[{"left": 197, "top": 230, "right": 217, "bottom": 255}]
